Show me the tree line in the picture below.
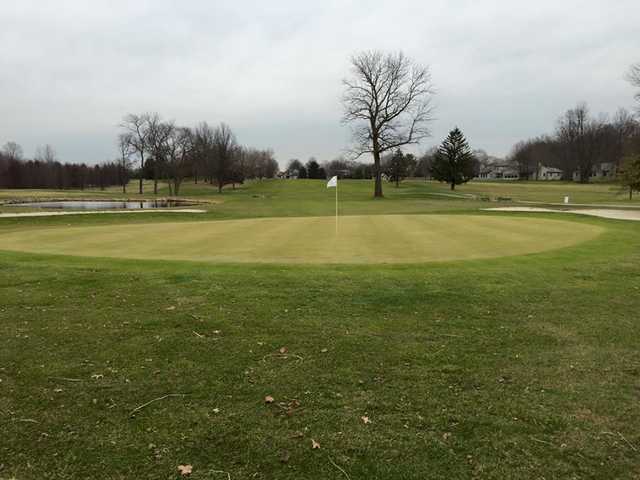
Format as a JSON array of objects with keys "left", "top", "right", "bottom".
[
  {"left": 510, "top": 104, "right": 640, "bottom": 183},
  {"left": 119, "top": 113, "right": 278, "bottom": 195},
  {"left": 0, "top": 142, "right": 126, "bottom": 190}
]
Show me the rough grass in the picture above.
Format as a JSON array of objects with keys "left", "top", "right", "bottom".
[
  {"left": 0, "top": 214, "right": 603, "bottom": 264},
  {"left": 1, "top": 179, "right": 640, "bottom": 479}
]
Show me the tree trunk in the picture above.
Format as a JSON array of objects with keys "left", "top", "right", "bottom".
[
  {"left": 630, "top": 186, "right": 633, "bottom": 200},
  {"left": 373, "top": 148, "right": 383, "bottom": 198},
  {"left": 139, "top": 153, "right": 144, "bottom": 194},
  {"left": 450, "top": 182, "right": 455, "bottom": 191},
  {"left": 153, "top": 165, "right": 158, "bottom": 195}
]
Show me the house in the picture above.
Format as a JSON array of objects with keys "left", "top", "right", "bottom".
[
  {"left": 572, "top": 162, "right": 617, "bottom": 182},
  {"left": 537, "top": 165, "right": 563, "bottom": 180},
  {"left": 476, "top": 161, "right": 519, "bottom": 180}
]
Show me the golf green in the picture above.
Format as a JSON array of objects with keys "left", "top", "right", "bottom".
[{"left": 0, "top": 214, "right": 604, "bottom": 264}]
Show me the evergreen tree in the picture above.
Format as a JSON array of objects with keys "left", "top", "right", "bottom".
[
  {"left": 431, "top": 127, "right": 476, "bottom": 190},
  {"left": 306, "top": 158, "right": 322, "bottom": 179},
  {"left": 385, "top": 148, "right": 416, "bottom": 187},
  {"left": 618, "top": 154, "right": 640, "bottom": 199}
]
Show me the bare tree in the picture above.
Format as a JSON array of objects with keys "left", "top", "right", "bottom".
[
  {"left": 2, "top": 141, "right": 23, "bottom": 161},
  {"left": 165, "top": 126, "right": 193, "bottom": 196},
  {"left": 35, "top": 144, "right": 57, "bottom": 163},
  {"left": 193, "top": 122, "right": 216, "bottom": 184},
  {"left": 120, "top": 113, "right": 151, "bottom": 194},
  {"left": 627, "top": 63, "right": 640, "bottom": 111},
  {"left": 342, "top": 50, "right": 434, "bottom": 197},
  {"left": 145, "top": 114, "right": 173, "bottom": 194},
  {"left": 117, "top": 133, "right": 133, "bottom": 193},
  {"left": 212, "top": 123, "right": 238, "bottom": 193}
]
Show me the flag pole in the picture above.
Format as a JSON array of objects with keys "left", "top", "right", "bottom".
[{"left": 335, "top": 177, "right": 338, "bottom": 235}]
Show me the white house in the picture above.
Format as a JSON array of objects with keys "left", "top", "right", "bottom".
[
  {"left": 537, "top": 165, "right": 563, "bottom": 180},
  {"left": 476, "top": 162, "right": 519, "bottom": 180}
]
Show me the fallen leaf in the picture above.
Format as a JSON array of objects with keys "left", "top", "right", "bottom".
[
  {"left": 321, "top": 348, "right": 328, "bottom": 353},
  {"left": 212, "top": 408, "right": 220, "bottom": 414},
  {"left": 177, "top": 464, "right": 193, "bottom": 476},
  {"left": 165, "top": 306, "right": 176, "bottom": 311},
  {"left": 265, "top": 395, "right": 275, "bottom": 404},
  {"left": 361, "top": 416, "right": 371, "bottom": 424},
  {"left": 279, "top": 346, "right": 288, "bottom": 354},
  {"left": 311, "top": 438, "right": 320, "bottom": 449},
  {"left": 443, "top": 432, "right": 452, "bottom": 441}
]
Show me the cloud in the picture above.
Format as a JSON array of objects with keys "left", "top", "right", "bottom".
[{"left": 0, "top": 0, "right": 638, "bottom": 165}]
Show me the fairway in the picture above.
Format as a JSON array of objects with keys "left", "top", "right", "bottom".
[{"left": 0, "top": 214, "right": 603, "bottom": 263}]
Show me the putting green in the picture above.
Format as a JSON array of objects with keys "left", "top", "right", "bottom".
[{"left": 0, "top": 214, "right": 604, "bottom": 264}]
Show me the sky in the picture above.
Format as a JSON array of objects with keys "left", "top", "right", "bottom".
[{"left": 1, "top": 0, "right": 638, "bottom": 167}]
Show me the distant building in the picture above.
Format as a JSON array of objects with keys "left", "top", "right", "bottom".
[
  {"left": 537, "top": 165, "right": 563, "bottom": 180},
  {"left": 572, "top": 162, "right": 617, "bottom": 182},
  {"left": 476, "top": 160, "right": 519, "bottom": 180}
]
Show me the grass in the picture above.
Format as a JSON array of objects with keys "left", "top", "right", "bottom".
[
  {"left": 0, "top": 215, "right": 603, "bottom": 264},
  {"left": 1, "top": 179, "right": 640, "bottom": 479},
  {"left": 441, "top": 180, "right": 638, "bottom": 205}
]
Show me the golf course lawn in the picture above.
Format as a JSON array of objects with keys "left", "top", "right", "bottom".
[
  {"left": 1, "top": 180, "right": 640, "bottom": 479},
  {"left": 0, "top": 214, "right": 603, "bottom": 264}
]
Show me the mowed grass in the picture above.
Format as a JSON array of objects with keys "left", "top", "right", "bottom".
[
  {"left": 0, "top": 215, "right": 603, "bottom": 264},
  {"left": 437, "top": 180, "right": 638, "bottom": 205},
  {"left": 1, "top": 179, "right": 640, "bottom": 479}
]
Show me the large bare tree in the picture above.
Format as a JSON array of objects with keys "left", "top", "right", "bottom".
[
  {"left": 628, "top": 63, "right": 640, "bottom": 112},
  {"left": 342, "top": 50, "right": 434, "bottom": 197}
]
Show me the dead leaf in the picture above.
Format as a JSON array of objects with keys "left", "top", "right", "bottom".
[
  {"left": 311, "top": 438, "right": 320, "bottom": 449},
  {"left": 443, "top": 432, "right": 452, "bottom": 441},
  {"left": 361, "top": 416, "right": 371, "bottom": 424},
  {"left": 321, "top": 348, "right": 328, "bottom": 353},
  {"left": 165, "top": 306, "right": 176, "bottom": 311},
  {"left": 265, "top": 395, "right": 275, "bottom": 404},
  {"left": 177, "top": 464, "right": 193, "bottom": 476},
  {"left": 279, "top": 346, "right": 288, "bottom": 354}
]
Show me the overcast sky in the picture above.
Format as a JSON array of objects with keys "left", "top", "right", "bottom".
[{"left": 1, "top": 0, "right": 638, "bottom": 166}]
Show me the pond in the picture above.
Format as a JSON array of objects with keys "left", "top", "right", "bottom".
[{"left": 8, "top": 200, "right": 196, "bottom": 210}]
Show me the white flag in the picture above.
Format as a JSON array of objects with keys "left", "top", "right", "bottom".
[{"left": 327, "top": 176, "right": 337, "bottom": 188}]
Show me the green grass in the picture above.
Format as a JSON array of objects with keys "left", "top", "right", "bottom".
[
  {"left": 440, "top": 180, "right": 638, "bottom": 205},
  {"left": 1, "top": 179, "right": 640, "bottom": 479},
  {"left": 0, "top": 215, "right": 603, "bottom": 264}
]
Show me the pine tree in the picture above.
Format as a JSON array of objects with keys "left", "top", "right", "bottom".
[{"left": 431, "top": 127, "right": 476, "bottom": 190}]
